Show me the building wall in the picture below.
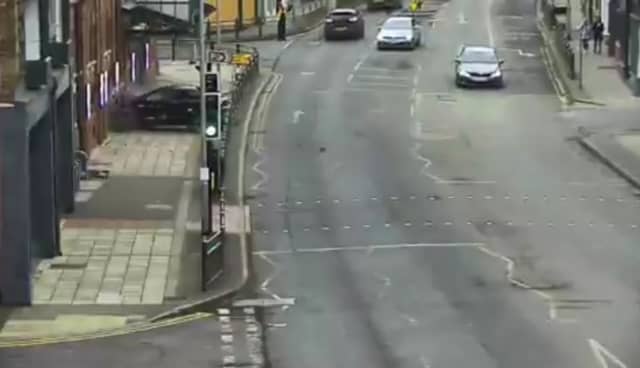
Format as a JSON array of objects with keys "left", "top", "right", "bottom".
[
  {"left": 0, "top": 0, "right": 22, "bottom": 103},
  {"left": 73, "top": 0, "right": 122, "bottom": 156}
]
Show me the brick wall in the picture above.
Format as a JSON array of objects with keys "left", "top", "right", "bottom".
[{"left": 0, "top": 0, "right": 21, "bottom": 103}]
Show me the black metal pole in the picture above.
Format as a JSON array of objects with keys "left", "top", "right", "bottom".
[{"left": 624, "top": 0, "right": 631, "bottom": 76}]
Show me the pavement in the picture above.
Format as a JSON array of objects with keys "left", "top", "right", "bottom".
[
  {"left": 0, "top": 61, "right": 257, "bottom": 343},
  {"left": 152, "top": 0, "right": 328, "bottom": 60},
  {"left": 537, "top": 0, "right": 638, "bottom": 107},
  {"left": 4, "top": 0, "right": 640, "bottom": 366}
]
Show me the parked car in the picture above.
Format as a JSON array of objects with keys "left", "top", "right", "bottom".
[
  {"left": 454, "top": 45, "right": 505, "bottom": 88},
  {"left": 366, "top": 0, "right": 402, "bottom": 11},
  {"left": 324, "top": 8, "right": 365, "bottom": 40},
  {"left": 132, "top": 85, "right": 201, "bottom": 130},
  {"left": 376, "top": 17, "right": 422, "bottom": 50}
]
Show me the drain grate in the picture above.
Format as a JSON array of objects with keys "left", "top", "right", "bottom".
[{"left": 50, "top": 263, "right": 87, "bottom": 270}]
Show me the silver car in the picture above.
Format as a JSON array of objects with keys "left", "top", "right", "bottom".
[
  {"left": 454, "top": 45, "right": 504, "bottom": 88},
  {"left": 376, "top": 17, "right": 422, "bottom": 50}
]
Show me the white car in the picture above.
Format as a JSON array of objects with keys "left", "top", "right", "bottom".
[{"left": 376, "top": 17, "right": 422, "bottom": 50}]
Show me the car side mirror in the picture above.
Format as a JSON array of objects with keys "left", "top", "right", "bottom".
[
  {"left": 454, "top": 58, "right": 461, "bottom": 64},
  {"left": 499, "top": 59, "right": 505, "bottom": 65},
  {"left": 377, "top": 26, "right": 382, "bottom": 31}
]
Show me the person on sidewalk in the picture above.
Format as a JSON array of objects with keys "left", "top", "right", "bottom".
[
  {"left": 276, "top": 0, "right": 292, "bottom": 41},
  {"left": 579, "top": 18, "right": 592, "bottom": 51},
  {"left": 592, "top": 17, "right": 605, "bottom": 54}
]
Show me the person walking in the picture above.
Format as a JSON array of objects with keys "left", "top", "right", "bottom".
[
  {"left": 276, "top": 0, "right": 288, "bottom": 41},
  {"left": 592, "top": 17, "right": 605, "bottom": 54},
  {"left": 579, "top": 18, "right": 591, "bottom": 51}
]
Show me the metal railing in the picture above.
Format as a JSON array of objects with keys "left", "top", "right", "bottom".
[{"left": 201, "top": 43, "right": 259, "bottom": 291}]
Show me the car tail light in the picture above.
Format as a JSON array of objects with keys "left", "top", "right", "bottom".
[
  {"left": 325, "top": 18, "right": 334, "bottom": 23},
  {"left": 348, "top": 16, "right": 358, "bottom": 22}
]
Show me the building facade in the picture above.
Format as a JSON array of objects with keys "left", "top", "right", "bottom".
[
  {"left": 0, "top": 0, "right": 74, "bottom": 305},
  {"left": 0, "top": 0, "right": 160, "bottom": 305},
  {"left": 607, "top": 0, "right": 640, "bottom": 94}
]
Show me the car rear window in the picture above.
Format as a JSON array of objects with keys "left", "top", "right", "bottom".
[{"left": 331, "top": 10, "right": 356, "bottom": 16}]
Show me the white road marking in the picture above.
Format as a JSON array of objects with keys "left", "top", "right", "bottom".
[
  {"left": 284, "top": 40, "right": 294, "bottom": 49},
  {"left": 475, "top": 246, "right": 576, "bottom": 323},
  {"left": 486, "top": 0, "right": 495, "bottom": 46},
  {"left": 357, "top": 66, "right": 410, "bottom": 73},
  {"left": 402, "top": 314, "right": 419, "bottom": 326},
  {"left": 518, "top": 49, "right": 536, "bottom": 57},
  {"left": 374, "top": 274, "right": 391, "bottom": 299},
  {"left": 420, "top": 356, "right": 431, "bottom": 368},
  {"left": 258, "top": 253, "right": 283, "bottom": 300},
  {"left": 300, "top": 71, "right": 315, "bottom": 76},
  {"left": 144, "top": 203, "right": 173, "bottom": 210},
  {"left": 292, "top": 110, "right": 304, "bottom": 124},
  {"left": 589, "top": 339, "right": 628, "bottom": 368},
  {"left": 458, "top": 13, "right": 468, "bottom": 24},
  {"left": 347, "top": 73, "right": 354, "bottom": 83},
  {"left": 253, "top": 242, "right": 484, "bottom": 255},
  {"left": 233, "top": 298, "right": 296, "bottom": 307},
  {"left": 349, "top": 81, "right": 412, "bottom": 89},
  {"left": 356, "top": 74, "right": 412, "bottom": 81},
  {"left": 250, "top": 158, "right": 268, "bottom": 191},
  {"left": 354, "top": 60, "right": 364, "bottom": 72}
]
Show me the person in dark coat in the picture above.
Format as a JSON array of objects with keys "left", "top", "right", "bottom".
[
  {"left": 277, "top": 0, "right": 288, "bottom": 41},
  {"left": 592, "top": 17, "right": 605, "bottom": 54}
]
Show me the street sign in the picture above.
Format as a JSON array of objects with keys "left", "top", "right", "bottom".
[{"left": 210, "top": 50, "right": 227, "bottom": 63}]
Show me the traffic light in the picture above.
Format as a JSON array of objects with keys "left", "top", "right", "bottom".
[
  {"left": 205, "top": 72, "right": 219, "bottom": 93},
  {"left": 204, "top": 94, "right": 221, "bottom": 141}
]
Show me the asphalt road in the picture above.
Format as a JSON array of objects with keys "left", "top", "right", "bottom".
[
  {"left": 246, "top": 0, "right": 640, "bottom": 366},
  {"left": 2, "top": 0, "right": 640, "bottom": 366}
]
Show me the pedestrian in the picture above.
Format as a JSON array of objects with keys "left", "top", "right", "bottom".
[
  {"left": 276, "top": 0, "right": 287, "bottom": 41},
  {"left": 579, "top": 19, "right": 591, "bottom": 51},
  {"left": 592, "top": 17, "right": 605, "bottom": 54}
]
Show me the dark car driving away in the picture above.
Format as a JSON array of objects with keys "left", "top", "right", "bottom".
[
  {"left": 324, "top": 8, "right": 365, "bottom": 40},
  {"left": 132, "top": 85, "right": 200, "bottom": 130},
  {"left": 454, "top": 45, "right": 504, "bottom": 88}
]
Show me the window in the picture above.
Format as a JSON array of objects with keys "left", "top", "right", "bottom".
[
  {"left": 384, "top": 18, "right": 412, "bottom": 29},
  {"left": 145, "top": 87, "right": 180, "bottom": 101},
  {"left": 461, "top": 49, "right": 498, "bottom": 63}
]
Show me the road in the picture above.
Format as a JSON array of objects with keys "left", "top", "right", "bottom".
[
  {"left": 2, "top": 0, "right": 640, "bottom": 365},
  {"left": 246, "top": 0, "right": 640, "bottom": 366}
]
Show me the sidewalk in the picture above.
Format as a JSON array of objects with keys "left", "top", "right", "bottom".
[
  {"left": 537, "top": 0, "right": 638, "bottom": 107},
  {"left": 154, "top": 0, "right": 327, "bottom": 60},
  {"left": 579, "top": 127, "right": 640, "bottom": 191},
  {"left": 0, "top": 63, "right": 241, "bottom": 343}
]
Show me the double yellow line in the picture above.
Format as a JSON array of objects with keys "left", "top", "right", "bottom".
[{"left": 0, "top": 312, "right": 212, "bottom": 349}]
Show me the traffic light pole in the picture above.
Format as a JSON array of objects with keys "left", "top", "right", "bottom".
[{"left": 199, "top": 0, "right": 212, "bottom": 235}]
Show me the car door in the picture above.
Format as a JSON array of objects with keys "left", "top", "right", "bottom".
[
  {"left": 173, "top": 87, "right": 200, "bottom": 126},
  {"left": 137, "top": 87, "right": 180, "bottom": 123}
]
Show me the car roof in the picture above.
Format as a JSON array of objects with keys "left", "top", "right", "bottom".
[
  {"left": 383, "top": 17, "right": 412, "bottom": 25},
  {"left": 462, "top": 45, "right": 496, "bottom": 53}
]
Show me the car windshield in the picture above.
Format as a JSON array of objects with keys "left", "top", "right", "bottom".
[
  {"left": 460, "top": 49, "right": 497, "bottom": 63},
  {"left": 383, "top": 19, "right": 411, "bottom": 29}
]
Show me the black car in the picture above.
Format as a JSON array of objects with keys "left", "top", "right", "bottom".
[
  {"left": 132, "top": 85, "right": 201, "bottom": 129},
  {"left": 324, "top": 8, "right": 365, "bottom": 40}
]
